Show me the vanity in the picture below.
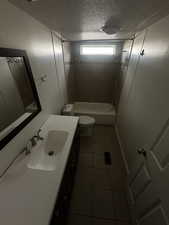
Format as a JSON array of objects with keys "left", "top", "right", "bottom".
[{"left": 0, "top": 115, "right": 79, "bottom": 225}]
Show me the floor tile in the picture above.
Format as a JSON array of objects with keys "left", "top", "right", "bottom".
[
  {"left": 67, "top": 214, "right": 92, "bottom": 225},
  {"left": 92, "top": 189, "right": 115, "bottom": 219},
  {"left": 92, "top": 218, "right": 130, "bottom": 225},
  {"left": 69, "top": 125, "right": 130, "bottom": 223},
  {"left": 80, "top": 137, "right": 95, "bottom": 153},
  {"left": 70, "top": 169, "right": 93, "bottom": 216},
  {"left": 109, "top": 164, "right": 127, "bottom": 190},
  {"left": 70, "top": 186, "right": 92, "bottom": 216},
  {"left": 94, "top": 153, "right": 112, "bottom": 169},
  {"left": 112, "top": 191, "right": 130, "bottom": 221},
  {"left": 91, "top": 168, "right": 113, "bottom": 190},
  {"left": 78, "top": 153, "right": 94, "bottom": 168},
  {"left": 93, "top": 126, "right": 114, "bottom": 138},
  {"left": 92, "top": 218, "right": 115, "bottom": 225},
  {"left": 74, "top": 167, "right": 93, "bottom": 189}
]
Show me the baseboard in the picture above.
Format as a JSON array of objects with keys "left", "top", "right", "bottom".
[{"left": 114, "top": 124, "right": 130, "bottom": 175}]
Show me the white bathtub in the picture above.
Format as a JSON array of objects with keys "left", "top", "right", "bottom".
[{"left": 73, "top": 102, "right": 116, "bottom": 125}]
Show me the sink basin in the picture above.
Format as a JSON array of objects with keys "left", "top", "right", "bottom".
[
  {"left": 27, "top": 130, "right": 69, "bottom": 171},
  {"left": 45, "top": 130, "right": 68, "bottom": 155}
]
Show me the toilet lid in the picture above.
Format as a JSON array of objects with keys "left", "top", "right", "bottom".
[{"left": 79, "top": 116, "right": 95, "bottom": 125}]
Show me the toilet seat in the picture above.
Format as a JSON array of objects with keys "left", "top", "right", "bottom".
[{"left": 79, "top": 116, "right": 95, "bottom": 126}]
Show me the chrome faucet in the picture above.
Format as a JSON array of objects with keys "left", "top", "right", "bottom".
[
  {"left": 30, "top": 129, "right": 44, "bottom": 147},
  {"left": 32, "top": 129, "right": 44, "bottom": 142},
  {"left": 24, "top": 129, "right": 44, "bottom": 155},
  {"left": 36, "top": 129, "right": 44, "bottom": 141}
]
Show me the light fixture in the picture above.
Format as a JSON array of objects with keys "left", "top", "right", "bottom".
[
  {"left": 100, "top": 17, "right": 120, "bottom": 35},
  {"left": 101, "top": 25, "right": 119, "bottom": 35}
]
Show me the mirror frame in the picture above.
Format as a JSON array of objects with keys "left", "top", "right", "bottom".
[{"left": 0, "top": 47, "right": 41, "bottom": 150}]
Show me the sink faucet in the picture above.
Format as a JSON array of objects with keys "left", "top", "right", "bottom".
[
  {"left": 33, "top": 129, "right": 44, "bottom": 141},
  {"left": 30, "top": 129, "right": 44, "bottom": 147},
  {"left": 37, "top": 129, "right": 44, "bottom": 140},
  {"left": 24, "top": 129, "right": 44, "bottom": 155}
]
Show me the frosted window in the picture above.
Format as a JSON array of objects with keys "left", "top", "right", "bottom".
[{"left": 80, "top": 45, "right": 116, "bottom": 55}]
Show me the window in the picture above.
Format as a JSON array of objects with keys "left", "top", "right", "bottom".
[{"left": 80, "top": 45, "right": 116, "bottom": 56}]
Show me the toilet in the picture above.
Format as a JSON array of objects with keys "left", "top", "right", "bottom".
[
  {"left": 78, "top": 115, "right": 95, "bottom": 136},
  {"left": 62, "top": 104, "right": 95, "bottom": 136}
]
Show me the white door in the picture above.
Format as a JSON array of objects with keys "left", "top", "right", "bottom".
[
  {"left": 120, "top": 15, "right": 169, "bottom": 225},
  {"left": 123, "top": 14, "right": 169, "bottom": 225},
  {"left": 117, "top": 31, "right": 146, "bottom": 170},
  {"left": 129, "top": 125, "right": 169, "bottom": 225}
]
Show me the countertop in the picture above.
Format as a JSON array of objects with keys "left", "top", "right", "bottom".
[{"left": 0, "top": 115, "right": 79, "bottom": 225}]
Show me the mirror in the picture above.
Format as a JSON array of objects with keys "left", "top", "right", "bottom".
[{"left": 0, "top": 48, "right": 41, "bottom": 149}]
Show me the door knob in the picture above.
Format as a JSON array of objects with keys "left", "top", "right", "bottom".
[{"left": 137, "top": 148, "right": 147, "bottom": 157}]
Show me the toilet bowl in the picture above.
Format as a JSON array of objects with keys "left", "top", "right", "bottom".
[
  {"left": 62, "top": 104, "right": 95, "bottom": 136},
  {"left": 79, "top": 115, "right": 95, "bottom": 136}
]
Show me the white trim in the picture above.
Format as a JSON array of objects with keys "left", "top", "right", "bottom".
[{"left": 115, "top": 124, "right": 130, "bottom": 175}]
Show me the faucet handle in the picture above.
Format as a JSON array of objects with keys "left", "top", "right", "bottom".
[
  {"left": 30, "top": 136, "right": 37, "bottom": 146},
  {"left": 25, "top": 140, "right": 32, "bottom": 155},
  {"left": 37, "top": 128, "right": 44, "bottom": 140}
]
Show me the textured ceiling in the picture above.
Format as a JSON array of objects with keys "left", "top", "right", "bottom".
[{"left": 9, "top": 0, "right": 169, "bottom": 41}]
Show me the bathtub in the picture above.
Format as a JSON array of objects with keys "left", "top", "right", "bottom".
[{"left": 73, "top": 102, "right": 116, "bottom": 125}]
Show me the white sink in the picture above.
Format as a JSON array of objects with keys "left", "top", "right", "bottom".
[
  {"left": 27, "top": 130, "right": 69, "bottom": 171},
  {"left": 45, "top": 130, "right": 68, "bottom": 156}
]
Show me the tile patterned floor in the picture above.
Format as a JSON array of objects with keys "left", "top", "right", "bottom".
[{"left": 67, "top": 125, "right": 131, "bottom": 225}]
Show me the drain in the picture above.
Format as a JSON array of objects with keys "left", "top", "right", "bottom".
[
  {"left": 48, "top": 151, "right": 54, "bottom": 156},
  {"left": 104, "top": 152, "right": 112, "bottom": 165}
]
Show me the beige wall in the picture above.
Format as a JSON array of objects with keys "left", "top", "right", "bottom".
[
  {"left": 63, "top": 42, "right": 76, "bottom": 103},
  {"left": 117, "top": 13, "right": 169, "bottom": 173},
  {"left": 113, "top": 40, "right": 133, "bottom": 109},
  {"left": 0, "top": 1, "right": 66, "bottom": 175},
  {"left": 69, "top": 42, "right": 123, "bottom": 103},
  {"left": 52, "top": 34, "right": 68, "bottom": 106}
]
